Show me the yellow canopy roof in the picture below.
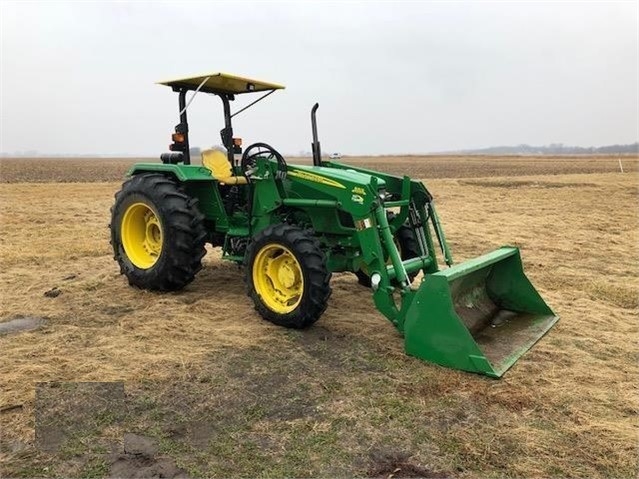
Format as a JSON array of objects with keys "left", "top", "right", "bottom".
[{"left": 157, "top": 72, "right": 285, "bottom": 95}]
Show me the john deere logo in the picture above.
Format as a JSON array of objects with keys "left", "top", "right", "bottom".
[
  {"left": 288, "top": 170, "right": 346, "bottom": 189},
  {"left": 352, "top": 186, "right": 366, "bottom": 196}
]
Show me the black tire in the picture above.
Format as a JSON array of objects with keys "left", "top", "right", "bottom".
[
  {"left": 356, "top": 223, "right": 421, "bottom": 287},
  {"left": 110, "top": 173, "right": 207, "bottom": 291},
  {"left": 245, "top": 224, "right": 331, "bottom": 329}
]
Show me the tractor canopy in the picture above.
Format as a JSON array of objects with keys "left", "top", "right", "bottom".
[
  {"left": 156, "top": 72, "right": 285, "bottom": 166},
  {"left": 157, "top": 72, "right": 285, "bottom": 95}
]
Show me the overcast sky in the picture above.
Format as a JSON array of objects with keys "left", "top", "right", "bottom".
[{"left": 1, "top": 1, "right": 637, "bottom": 156}]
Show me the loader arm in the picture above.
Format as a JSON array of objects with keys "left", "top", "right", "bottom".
[{"left": 351, "top": 194, "right": 558, "bottom": 378}]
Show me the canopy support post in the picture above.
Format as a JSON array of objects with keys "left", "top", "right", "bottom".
[{"left": 178, "top": 90, "right": 191, "bottom": 165}]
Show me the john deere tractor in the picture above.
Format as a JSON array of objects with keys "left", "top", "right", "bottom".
[{"left": 110, "top": 72, "right": 558, "bottom": 377}]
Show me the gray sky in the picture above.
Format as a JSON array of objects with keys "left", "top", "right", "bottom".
[{"left": 1, "top": 1, "right": 637, "bottom": 156}]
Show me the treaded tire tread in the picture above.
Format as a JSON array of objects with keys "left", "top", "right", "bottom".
[
  {"left": 245, "top": 224, "right": 332, "bottom": 329},
  {"left": 110, "top": 173, "right": 206, "bottom": 291}
]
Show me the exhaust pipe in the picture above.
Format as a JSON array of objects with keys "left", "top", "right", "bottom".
[{"left": 311, "top": 103, "right": 322, "bottom": 166}]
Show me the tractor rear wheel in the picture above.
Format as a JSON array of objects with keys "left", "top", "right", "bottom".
[
  {"left": 356, "top": 223, "right": 421, "bottom": 287},
  {"left": 245, "top": 224, "right": 331, "bottom": 329},
  {"left": 110, "top": 173, "right": 206, "bottom": 291}
]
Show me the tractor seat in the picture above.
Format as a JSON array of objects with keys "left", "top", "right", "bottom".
[{"left": 201, "top": 148, "right": 248, "bottom": 185}]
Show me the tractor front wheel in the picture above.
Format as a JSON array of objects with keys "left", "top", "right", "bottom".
[
  {"left": 110, "top": 173, "right": 206, "bottom": 291},
  {"left": 245, "top": 224, "right": 331, "bottom": 329}
]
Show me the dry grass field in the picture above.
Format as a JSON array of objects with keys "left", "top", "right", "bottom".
[
  {"left": 0, "top": 155, "right": 638, "bottom": 478},
  {"left": 1, "top": 154, "right": 637, "bottom": 183}
]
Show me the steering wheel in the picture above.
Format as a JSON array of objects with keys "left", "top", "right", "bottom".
[{"left": 240, "top": 142, "right": 287, "bottom": 180}]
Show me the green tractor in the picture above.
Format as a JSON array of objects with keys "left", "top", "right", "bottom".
[{"left": 110, "top": 72, "right": 558, "bottom": 377}]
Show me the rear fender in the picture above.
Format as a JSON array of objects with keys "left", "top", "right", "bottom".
[
  {"left": 128, "top": 163, "right": 228, "bottom": 227},
  {"left": 128, "top": 163, "right": 215, "bottom": 182}
]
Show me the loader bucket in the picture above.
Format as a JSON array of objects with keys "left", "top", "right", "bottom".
[{"left": 403, "top": 247, "right": 558, "bottom": 377}]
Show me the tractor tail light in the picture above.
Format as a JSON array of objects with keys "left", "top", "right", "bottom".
[{"left": 232, "top": 137, "right": 243, "bottom": 154}]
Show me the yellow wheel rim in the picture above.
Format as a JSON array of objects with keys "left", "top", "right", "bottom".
[
  {"left": 252, "top": 244, "right": 304, "bottom": 314},
  {"left": 121, "top": 202, "right": 163, "bottom": 269}
]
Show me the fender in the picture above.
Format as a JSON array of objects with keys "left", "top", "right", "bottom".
[{"left": 128, "top": 163, "right": 215, "bottom": 182}]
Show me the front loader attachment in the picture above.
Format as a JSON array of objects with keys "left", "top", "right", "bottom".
[{"left": 403, "top": 247, "right": 558, "bottom": 377}]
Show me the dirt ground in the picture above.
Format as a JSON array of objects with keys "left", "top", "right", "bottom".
[{"left": 0, "top": 156, "right": 638, "bottom": 478}]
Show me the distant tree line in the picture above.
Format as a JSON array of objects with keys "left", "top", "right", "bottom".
[{"left": 450, "top": 142, "right": 639, "bottom": 155}]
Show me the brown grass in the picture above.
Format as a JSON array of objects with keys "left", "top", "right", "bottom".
[{"left": 0, "top": 156, "right": 638, "bottom": 477}]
